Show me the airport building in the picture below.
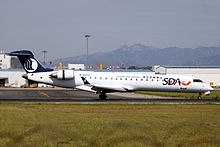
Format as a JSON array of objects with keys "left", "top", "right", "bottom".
[
  {"left": 0, "top": 53, "right": 26, "bottom": 87},
  {"left": 0, "top": 69, "right": 53, "bottom": 88},
  {"left": 0, "top": 70, "right": 27, "bottom": 87},
  {"left": 0, "top": 53, "right": 22, "bottom": 69},
  {"left": 68, "top": 64, "right": 85, "bottom": 70},
  {"left": 153, "top": 65, "right": 220, "bottom": 87}
]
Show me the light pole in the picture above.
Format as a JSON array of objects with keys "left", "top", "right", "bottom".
[
  {"left": 42, "top": 50, "right": 47, "bottom": 65},
  {"left": 85, "top": 34, "right": 90, "bottom": 70}
]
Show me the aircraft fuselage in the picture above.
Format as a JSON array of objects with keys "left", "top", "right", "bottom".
[{"left": 26, "top": 70, "right": 213, "bottom": 94}]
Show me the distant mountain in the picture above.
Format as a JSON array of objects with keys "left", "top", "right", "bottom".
[{"left": 52, "top": 44, "right": 220, "bottom": 67}]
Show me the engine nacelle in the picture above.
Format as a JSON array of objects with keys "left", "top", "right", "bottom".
[{"left": 50, "top": 70, "right": 74, "bottom": 80}]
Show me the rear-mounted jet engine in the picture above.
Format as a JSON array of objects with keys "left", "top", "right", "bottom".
[{"left": 50, "top": 70, "right": 74, "bottom": 80}]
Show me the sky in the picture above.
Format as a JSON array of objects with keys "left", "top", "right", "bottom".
[{"left": 0, "top": 0, "right": 220, "bottom": 61}]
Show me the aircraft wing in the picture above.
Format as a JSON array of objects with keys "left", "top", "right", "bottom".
[
  {"left": 75, "top": 85, "right": 96, "bottom": 93},
  {"left": 80, "top": 77, "right": 133, "bottom": 93},
  {"left": 91, "top": 84, "right": 130, "bottom": 92}
]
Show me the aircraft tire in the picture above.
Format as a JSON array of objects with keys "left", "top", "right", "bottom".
[
  {"left": 99, "top": 93, "right": 107, "bottom": 100},
  {"left": 198, "top": 95, "right": 202, "bottom": 100}
]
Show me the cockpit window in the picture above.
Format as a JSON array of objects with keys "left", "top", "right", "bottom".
[{"left": 193, "top": 79, "right": 203, "bottom": 83}]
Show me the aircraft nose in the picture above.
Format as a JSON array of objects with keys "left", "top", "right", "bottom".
[
  {"left": 203, "top": 84, "right": 214, "bottom": 91},
  {"left": 205, "top": 84, "right": 214, "bottom": 91}
]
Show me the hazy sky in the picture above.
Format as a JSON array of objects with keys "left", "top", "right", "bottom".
[{"left": 1, "top": 0, "right": 220, "bottom": 60}]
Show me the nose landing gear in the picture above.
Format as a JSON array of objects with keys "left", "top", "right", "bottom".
[{"left": 198, "top": 93, "right": 202, "bottom": 100}]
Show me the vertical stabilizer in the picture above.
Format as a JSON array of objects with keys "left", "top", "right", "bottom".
[{"left": 7, "top": 50, "right": 53, "bottom": 73}]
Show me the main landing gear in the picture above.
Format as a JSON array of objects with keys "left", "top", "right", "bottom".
[{"left": 99, "top": 92, "right": 107, "bottom": 100}]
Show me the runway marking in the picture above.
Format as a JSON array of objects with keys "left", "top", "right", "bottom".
[{"left": 38, "top": 91, "right": 50, "bottom": 98}]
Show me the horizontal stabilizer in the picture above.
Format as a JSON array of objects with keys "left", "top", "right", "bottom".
[{"left": 7, "top": 50, "right": 34, "bottom": 57}]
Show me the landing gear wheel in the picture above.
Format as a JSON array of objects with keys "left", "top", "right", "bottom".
[{"left": 99, "top": 93, "right": 107, "bottom": 100}]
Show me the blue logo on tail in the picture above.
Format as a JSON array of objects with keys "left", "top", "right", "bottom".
[{"left": 24, "top": 58, "right": 38, "bottom": 72}]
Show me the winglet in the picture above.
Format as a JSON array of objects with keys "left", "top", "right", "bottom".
[{"left": 81, "top": 77, "right": 91, "bottom": 85}]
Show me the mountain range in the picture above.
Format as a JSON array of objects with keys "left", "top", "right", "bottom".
[{"left": 52, "top": 44, "right": 220, "bottom": 67}]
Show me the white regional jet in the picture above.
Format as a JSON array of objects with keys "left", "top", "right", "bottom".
[{"left": 8, "top": 50, "right": 213, "bottom": 100}]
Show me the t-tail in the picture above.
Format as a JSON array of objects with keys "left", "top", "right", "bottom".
[{"left": 7, "top": 50, "right": 53, "bottom": 73}]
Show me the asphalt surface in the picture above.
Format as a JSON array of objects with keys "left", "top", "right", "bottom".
[{"left": 0, "top": 88, "right": 219, "bottom": 104}]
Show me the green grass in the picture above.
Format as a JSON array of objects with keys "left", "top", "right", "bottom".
[
  {"left": 135, "top": 90, "right": 220, "bottom": 99},
  {"left": 0, "top": 104, "right": 220, "bottom": 146}
]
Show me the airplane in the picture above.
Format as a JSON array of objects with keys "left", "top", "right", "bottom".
[{"left": 7, "top": 50, "right": 214, "bottom": 100}]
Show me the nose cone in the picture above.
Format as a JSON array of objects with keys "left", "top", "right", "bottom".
[
  {"left": 201, "top": 84, "right": 214, "bottom": 92},
  {"left": 204, "top": 84, "right": 214, "bottom": 91}
]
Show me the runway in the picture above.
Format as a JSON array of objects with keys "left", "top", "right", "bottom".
[{"left": 0, "top": 88, "right": 219, "bottom": 104}]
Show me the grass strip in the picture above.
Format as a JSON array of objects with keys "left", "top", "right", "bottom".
[{"left": 0, "top": 104, "right": 220, "bottom": 146}]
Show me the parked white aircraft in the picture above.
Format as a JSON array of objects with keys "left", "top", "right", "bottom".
[{"left": 8, "top": 50, "right": 213, "bottom": 100}]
